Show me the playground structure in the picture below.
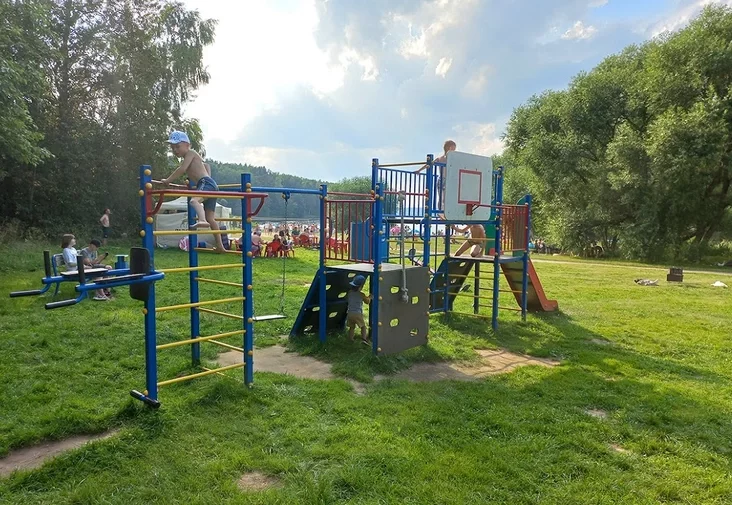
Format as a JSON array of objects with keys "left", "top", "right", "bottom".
[
  {"left": 9, "top": 152, "right": 558, "bottom": 407},
  {"left": 290, "top": 151, "right": 558, "bottom": 354}
]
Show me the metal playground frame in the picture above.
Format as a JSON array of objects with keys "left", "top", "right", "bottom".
[{"left": 10, "top": 154, "right": 557, "bottom": 408}]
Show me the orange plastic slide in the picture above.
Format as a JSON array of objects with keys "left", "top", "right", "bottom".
[{"left": 500, "top": 259, "right": 558, "bottom": 312}]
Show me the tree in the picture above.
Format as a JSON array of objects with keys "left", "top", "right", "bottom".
[
  {"left": 0, "top": 0, "right": 217, "bottom": 236},
  {"left": 504, "top": 5, "right": 732, "bottom": 260}
]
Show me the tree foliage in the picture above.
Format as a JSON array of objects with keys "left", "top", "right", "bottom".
[
  {"left": 504, "top": 5, "right": 732, "bottom": 260},
  {"left": 0, "top": 0, "right": 216, "bottom": 237}
]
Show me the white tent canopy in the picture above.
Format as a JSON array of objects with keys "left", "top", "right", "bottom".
[{"left": 155, "top": 197, "right": 236, "bottom": 248}]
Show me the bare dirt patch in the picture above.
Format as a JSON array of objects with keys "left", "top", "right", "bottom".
[
  {"left": 218, "top": 346, "right": 558, "bottom": 390},
  {"left": 218, "top": 345, "right": 367, "bottom": 394},
  {"left": 0, "top": 430, "right": 118, "bottom": 477},
  {"left": 610, "top": 443, "right": 630, "bottom": 454},
  {"left": 585, "top": 408, "right": 608, "bottom": 419},
  {"left": 237, "top": 471, "right": 282, "bottom": 491},
  {"left": 590, "top": 338, "right": 612, "bottom": 346},
  {"left": 378, "top": 349, "right": 559, "bottom": 383}
]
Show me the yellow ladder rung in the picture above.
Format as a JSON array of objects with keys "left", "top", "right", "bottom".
[
  {"left": 193, "top": 248, "right": 242, "bottom": 255},
  {"left": 160, "top": 263, "right": 244, "bottom": 274},
  {"left": 157, "top": 362, "right": 245, "bottom": 387},
  {"left": 497, "top": 306, "right": 523, "bottom": 312},
  {"left": 450, "top": 310, "right": 493, "bottom": 320},
  {"left": 452, "top": 292, "right": 494, "bottom": 301},
  {"left": 209, "top": 340, "right": 245, "bottom": 352},
  {"left": 195, "top": 277, "right": 244, "bottom": 288},
  {"left": 153, "top": 229, "right": 233, "bottom": 236},
  {"left": 156, "top": 296, "right": 246, "bottom": 313},
  {"left": 196, "top": 307, "right": 244, "bottom": 320},
  {"left": 156, "top": 329, "right": 246, "bottom": 350},
  {"left": 499, "top": 289, "right": 523, "bottom": 294}
]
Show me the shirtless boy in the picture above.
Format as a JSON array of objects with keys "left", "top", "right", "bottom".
[
  {"left": 161, "top": 131, "right": 226, "bottom": 252},
  {"left": 452, "top": 223, "right": 487, "bottom": 258}
]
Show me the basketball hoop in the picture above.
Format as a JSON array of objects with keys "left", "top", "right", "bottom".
[{"left": 443, "top": 152, "right": 493, "bottom": 222}]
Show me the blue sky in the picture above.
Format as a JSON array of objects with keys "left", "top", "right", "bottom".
[{"left": 181, "top": 0, "right": 730, "bottom": 182}]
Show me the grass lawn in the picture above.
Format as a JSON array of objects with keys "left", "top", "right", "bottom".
[{"left": 1, "top": 239, "right": 731, "bottom": 504}]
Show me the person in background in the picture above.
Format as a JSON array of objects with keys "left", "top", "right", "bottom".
[
  {"left": 80, "top": 238, "right": 113, "bottom": 300},
  {"left": 61, "top": 234, "right": 79, "bottom": 271},
  {"left": 99, "top": 209, "right": 111, "bottom": 246}
]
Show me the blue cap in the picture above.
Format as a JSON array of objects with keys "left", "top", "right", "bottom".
[
  {"left": 168, "top": 130, "right": 190, "bottom": 144},
  {"left": 350, "top": 275, "right": 366, "bottom": 288}
]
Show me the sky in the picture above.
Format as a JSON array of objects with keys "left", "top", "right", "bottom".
[{"left": 181, "top": 0, "right": 732, "bottom": 182}]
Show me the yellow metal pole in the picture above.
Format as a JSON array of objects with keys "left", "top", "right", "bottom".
[
  {"left": 156, "top": 296, "right": 246, "bottom": 313},
  {"left": 159, "top": 263, "right": 244, "bottom": 274},
  {"left": 152, "top": 192, "right": 250, "bottom": 199},
  {"left": 452, "top": 292, "right": 494, "bottom": 301},
  {"left": 195, "top": 277, "right": 244, "bottom": 288},
  {"left": 157, "top": 362, "right": 245, "bottom": 387},
  {"left": 193, "top": 247, "right": 242, "bottom": 255},
  {"left": 497, "top": 306, "right": 523, "bottom": 312},
  {"left": 196, "top": 307, "right": 244, "bottom": 320},
  {"left": 208, "top": 340, "right": 245, "bottom": 352},
  {"left": 156, "top": 329, "right": 246, "bottom": 350},
  {"left": 153, "top": 229, "right": 233, "bottom": 236}
]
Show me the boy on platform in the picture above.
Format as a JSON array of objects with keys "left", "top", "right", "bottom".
[
  {"left": 347, "top": 275, "right": 372, "bottom": 344},
  {"left": 161, "top": 130, "right": 226, "bottom": 253}
]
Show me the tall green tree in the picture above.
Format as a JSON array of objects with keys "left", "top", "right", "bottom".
[
  {"left": 0, "top": 0, "right": 216, "bottom": 236},
  {"left": 504, "top": 5, "right": 732, "bottom": 260}
]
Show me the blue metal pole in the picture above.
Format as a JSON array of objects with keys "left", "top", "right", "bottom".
[
  {"left": 492, "top": 167, "right": 505, "bottom": 331},
  {"left": 188, "top": 180, "right": 201, "bottom": 365},
  {"left": 140, "top": 165, "right": 158, "bottom": 402},
  {"left": 242, "top": 173, "right": 255, "bottom": 386},
  {"left": 424, "top": 154, "right": 433, "bottom": 270},
  {"left": 318, "top": 183, "right": 328, "bottom": 343},
  {"left": 521, "top": 194, "right": 532, "bottom": 321},
  {"left": 371, "top": 170, "right": 383, "bottom": 355}
]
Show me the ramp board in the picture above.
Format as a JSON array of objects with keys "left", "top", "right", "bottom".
[
  {"left": 429, "top": 258, "right": 475, "bottom": 311},
  {"left": 501, "top": 259, "right": 558, "bottom": 312},
  {"left": 376, "top": 266, "right": 430, "bottom": 355}
]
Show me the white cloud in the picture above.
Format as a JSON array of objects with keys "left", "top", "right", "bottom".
[
  {"left": 589, "top": 0, "right": 608, "bottom": 7},
  {"left": 435, "top": 57, "right": 453, "bottom": 77},
  {"left": 562, "top": 20, "right": 598, "bottom": 40},
  {"left": 451, "top": 122, "right": 505, "bottom": 156},
  {"left": 178, "top": 0, "right": 718, "bottom": 181},
  {"left": 463, "top": 65, "right": 493, "bottom": 97},
  {"left": 648, "top": 0, "right": 732, "bottom": 37}
]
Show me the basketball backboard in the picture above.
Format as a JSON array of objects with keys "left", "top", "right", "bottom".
[{"left": 443, "top": 151, "right": 493, "bottom": 221}]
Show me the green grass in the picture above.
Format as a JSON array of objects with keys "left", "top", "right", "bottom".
[{"left": 1, "top": 240, "right": 731, "bottom": 504}]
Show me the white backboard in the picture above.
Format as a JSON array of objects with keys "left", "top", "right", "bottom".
[{"left": 443, "top": 151, "right": 493, "bottom": 221}]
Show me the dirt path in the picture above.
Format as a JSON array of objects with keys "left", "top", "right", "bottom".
[
  {"left": 0, "top": 430, "right": 118, "bottom": 478},
  {"left": 218, "top": 345, "right": 559, "bottom": 390}
]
